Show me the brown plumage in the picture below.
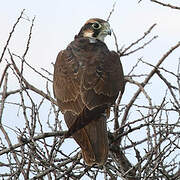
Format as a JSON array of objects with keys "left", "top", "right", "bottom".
[{"left": 53, "top": 18, "right": 124, "bottom": 166}]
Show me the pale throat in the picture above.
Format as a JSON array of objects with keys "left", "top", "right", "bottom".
[{"left": 83, "top": 31, "right": 106, "bottom": 42}]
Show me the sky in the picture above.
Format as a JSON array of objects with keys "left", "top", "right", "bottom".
[
  {"left": 1, "top": 0, "right": 179, "bottom": 110},
  {"left": 1, "top": 0, "right": 180, "bottom": 72},
  {"left": 1, "top": 1, "right": 180, "bottom": 87},
  {"left": 0, "top": 0, "right": 180, "bottom": 179}
]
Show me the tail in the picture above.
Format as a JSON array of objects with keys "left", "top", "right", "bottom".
[{"left": 64, "top": 112, "right": 108, "bottom": 166}]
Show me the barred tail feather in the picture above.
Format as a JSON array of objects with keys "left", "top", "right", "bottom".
[{"left": 64, "top": 112, "right": 108, "bottom": 166}]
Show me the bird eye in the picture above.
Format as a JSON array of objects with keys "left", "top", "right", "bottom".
[{"left": 92, "top": 22, "right": 101, "bottom": 29}]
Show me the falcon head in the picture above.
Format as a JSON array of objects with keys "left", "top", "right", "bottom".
[{"left": 77, "top": 18, "right": 111, "bottom": 42}]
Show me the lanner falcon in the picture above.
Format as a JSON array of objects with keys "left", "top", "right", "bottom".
[{"left": 53, "top": 18, "right": 124, "bottom": 166}]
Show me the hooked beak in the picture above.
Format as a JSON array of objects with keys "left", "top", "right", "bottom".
[
  {"left": 103, "top": 22, "right": 111, "bottom": 36},
  {"left": 105, "top": 28, "right": 111, "bottom": 36},
  {"left": 96, "top": 22, "right": 112, "bottom": 42},
  {"left": 107, "top": 29, "right": 111, "bottom": 36}
]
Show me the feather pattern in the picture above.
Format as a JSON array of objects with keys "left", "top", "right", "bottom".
[{"left": 53, "top": 19, "right": 124, "bottom": 166}]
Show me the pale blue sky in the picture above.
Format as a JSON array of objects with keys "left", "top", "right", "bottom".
[
  {"left": 1, "top": 1, "right": 180, "bottom": 70},
  {"left": 1, "top": 0, "right": 180, "bottom": 152},
  {"left": 1, "top": 0, "right": 180, "bottom": 142},
  {"left": 1, "top": 0, "right": 180, "bottom": 100},
  {"left": 0, "top": 1, "right": 180, "bottom": 179}
]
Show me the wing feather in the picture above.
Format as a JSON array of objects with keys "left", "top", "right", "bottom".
[
  {"left": 53, "top": 37, "right": 124, "bottom": 124},
  {"left": 53, "top": 50, "right": 83, "bottom": 114},
  {"left": 53, "top": 37, "right": 124, "bottom": 166}
]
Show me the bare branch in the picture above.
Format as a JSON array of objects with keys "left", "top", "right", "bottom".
[
  {"left": 120, "top": 24, "right": 157, "bottom": 56},
  {"left": 8, "top": 50, "right": 56, "bottom": 105},
  {"left": 150, "top": 0, "right": 180, "bottom": 10},
  {"left": 1, "top": 7, "right": 180, "bottom": 179},
  {"left": 121, "top": 41, "right": 180, "bottom": 127},
  {"left": 0, "top": 131, "right": 66, "bottom": 156},
  {"left": 107, "top": 2, "right": 116, "bottom": 22},
  {"left": 0, "top": 9, "right": 25, "bottom": 63}
]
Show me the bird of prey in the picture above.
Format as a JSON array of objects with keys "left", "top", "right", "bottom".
[{"left": 53, "top": 18, "right": 124, "bottom": 166}]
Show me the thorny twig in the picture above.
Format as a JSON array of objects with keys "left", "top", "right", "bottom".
[
  {"left": 150, "top": 0, "right": 180, "bottom": 10},
  {"left": 0, "top": 7, "right": 180, "bottom": 179},
  {"left": 0, "top": 9, "right": 25, "bottom": 63}
]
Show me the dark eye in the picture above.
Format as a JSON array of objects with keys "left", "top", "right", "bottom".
[{"left": 92, "top": 22, "right": 101, "bottom": 29}]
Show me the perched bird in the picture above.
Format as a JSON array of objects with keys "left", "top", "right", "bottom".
[{"left": 53, "top": 18, "right": 124, "bottom": 166}]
